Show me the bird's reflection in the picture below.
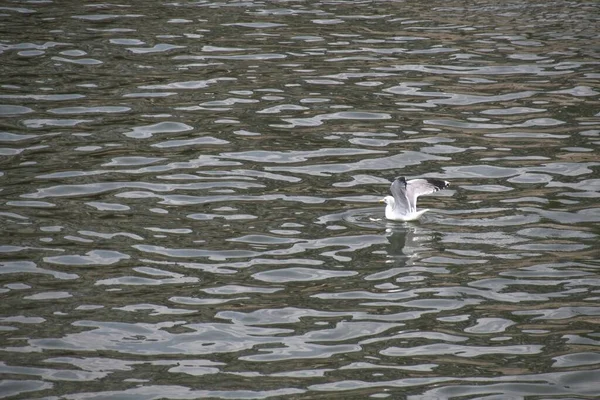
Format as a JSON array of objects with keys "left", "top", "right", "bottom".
[{"left": 384, "top": 223, "right": 434, "bottom": 260}]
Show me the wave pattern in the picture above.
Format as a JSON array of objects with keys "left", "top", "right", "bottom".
[{"left": 1, "top": 0, "right": 599, "bottom": 398}]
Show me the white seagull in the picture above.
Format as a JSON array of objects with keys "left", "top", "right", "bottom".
[{"left": 381, "top": 177, "right": 450, "bottom": 221}]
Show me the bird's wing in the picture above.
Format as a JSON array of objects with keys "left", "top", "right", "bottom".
[
  {"left": 406, "top": 178, "right": 449, "bottom": 211},
  {"left": 390, "top": 178, "right": 411, "bottom": 214}
]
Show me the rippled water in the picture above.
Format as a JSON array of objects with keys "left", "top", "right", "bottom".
[{"left": 1, "top": 0, "right": 599, "bottom": 399}]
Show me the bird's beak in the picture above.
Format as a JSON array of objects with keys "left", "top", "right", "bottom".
[{"left": 379, "top": 198, "right": 385, "bottom": 203}]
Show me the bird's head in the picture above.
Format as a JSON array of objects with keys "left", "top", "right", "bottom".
[{"left": 380, "top": 196, "right": 395, "bottom": 205}]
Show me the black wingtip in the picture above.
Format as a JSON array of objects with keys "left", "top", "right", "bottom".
[
  {"left": 426, "top": 178, "right": 450, "bottom": 191},
  {"left": 394, "top": 176, "right": 407, "bottom": 184}
]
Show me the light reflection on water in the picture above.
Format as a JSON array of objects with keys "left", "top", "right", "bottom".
[{"left": 1, "top": 0, "right": 599, "bottom": 398}]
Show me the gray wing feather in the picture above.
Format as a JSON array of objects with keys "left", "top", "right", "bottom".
[
  {"left": 406, "top": 178, "right": 449, "bottom": 211},
  {"left": 390, "top": 178, "right": 411, "bottom": 214}
]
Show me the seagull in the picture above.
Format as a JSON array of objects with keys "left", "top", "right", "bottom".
[{"left": 381, "top": 177, "right": 450, "bottom": 221}]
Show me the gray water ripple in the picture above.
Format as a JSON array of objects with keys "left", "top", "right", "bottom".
[
  {"left": 44, "top": 250, "right": 130, "bottom": 266},
  {"left": 36, "top": 160, "right": 248, "bottom": 180},
  {"left": 103, "top": 156, "right": 166, "bottom": 167},
  {"left": 202, "top": 285, "right": 283, "bottom": 295},
  {"left": 71, "top": 14, "right": 143, "bottom": 21},
  {"left": 229, "top": 234, "right": 305, "bottom": 245},
  {"left": 217, "top": 307, "right": 349, "bottom": 326},
  {"left": 381, "top": 343, "right": 543, "bottom": 358},
  {"left": 123, "top": 121, "right": 194, "bottom": 139},
  {"left": 564, "top": 334, "right": 600, "bottom": 346},
  {"left": 313, "top": 291, "right": 417, "bottom": 302},
  {"left": 114, "top": 304, "right": 197, "bottom": 316},
  {"left": 310, "top": 370, "right": 600, "bottom": 397},
  {"left": 22, "top": 181, "right": 264, "bottom": 199},
  {"left": 168, "top": 257, "right": 323, "bottom": 275},
  {"left": 221, "top": 147, "right": 384, "bottom": 163},
  {"left": 521, "top": 207, "right": 600, "bottom": 223},
  {"left": 553, "top": 352, "right": 600, "bottom": 368},
  {"left": 0, "top": 104, "right": 34, "bottom": 115},
  {"left": 501, "top": 261, "right": 597, "bottom": 278},
  {"left": 266, "top": 152, "right": 450, "bottom": 176},
  {"left": 152, "top": 136, "right": 230, "bottom": 147},
  {"left": 253, "top": 267, "right": 357, "bottom": 283},
  {"left": 199, "top": 169, "right": 300, "bottom": 183},
  {"left": 428, "top": 121, "right": 567, "bottom": 134},
  {"left": 481, "top": 106, "right": 547, "bottom": 115},
  {"left": 375, "top": 64, "right": 575, "bottom": 76},
  {"left": 279, "top": 111, "right": 392, "bottom": 128},
  {"left": 121, "top": 193, "right": 325, "bottom": 206},
  {"left": 138, "top": 78, "right": 236, "bottom": 90},
  {"left": 22, "top": 118, "right": 92, "bottom": 128},
  {"left": 6, "top": 200, "right": 56, "bottom": 208},
  {"left": 48, "top": 106, "right": 131, "bottom": 115},
  {"left": 240, "top": 343, "right": 362, "bottom": 362},
  {"left": 24, "top": 291, "right": 72, "bottom": 300},
  {"left": 464, "top": 318, "right": 516, "bottom": 334},
  {"left": 388, "top": 87, "right": 538, "bottom": 107},
  {"left": 0, "top": 132, "right": 37, "bottom": 142},
  {"left": 133, "top": 244, "right": 260, "bottom": 261},
  {"left": 64, "top": 386, "right": 305, "bottom": 399},
  {"left": 178, "top": 53, "right": 288, "bottom": 62},
  {"left": 0, "top": 93, "right": 86, "bottom": 102},
  {"left": 96, "top": 276, "right": 199, "bottom": 287},
  {"left": 0, "top": 380, "right": 53, "bottom": 399},
  {"left": 410, "top": 370, "right": 599, "bottom": 399},
  {"left": 51, "top": 56, "right": 103, "bottom": 65},
  {"left": 513, "top": 307, "right": 600, "bottom": 320},
  {"left": 437, "top": 214, "right": 541, "bottom": 227},
  {"left": 29, "top": 319, "right": 294, "bottom": 356},
  {"left": 0, "top": 261, "right": 78, "bottom": 280},
  {"left": 127, "top": 44, "right": 186, "bottom": 54}
]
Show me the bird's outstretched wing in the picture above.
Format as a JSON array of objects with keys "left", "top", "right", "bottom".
[
  {"left": 389, "top": 177, "right": 411, "bottom": 214},
  {"left": 406, "top": 178, "right": 449, "bottom": 211}
]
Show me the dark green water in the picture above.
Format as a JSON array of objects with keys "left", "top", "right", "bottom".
[{"left": 1, "top": 0, "right": 599, "bottom": 399}]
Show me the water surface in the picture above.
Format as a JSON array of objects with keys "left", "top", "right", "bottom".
[{"left": 1, "top": 0, "right": 599, "bottom": 399}]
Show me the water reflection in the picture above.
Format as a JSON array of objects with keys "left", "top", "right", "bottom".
[{"left": 385, "top": 224, "right": 434, "bottom": 260}]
